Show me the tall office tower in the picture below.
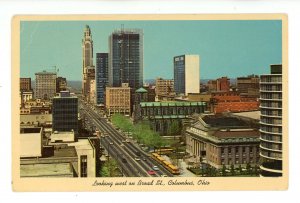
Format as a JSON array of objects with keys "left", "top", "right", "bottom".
[
  {"left": 35, "top": 71, "right": 57, "bottom": 99},
  {"left": 52, "top": 91, "right": 78, "bottom": 135},
  {"left": 82, "top": 25, "right": 95, "bottom": 98},
  {"left": 174, "top": 55, "right": 200, "bottom": 95},
  {"left": 108, "top": 28, "right": 143, "bottom": 90},
  {"left": 96, "top": 53, "right": 109, "bottom": 105},
  {"left": 260, "top": 64, "right": 282, "bottom": 177}
]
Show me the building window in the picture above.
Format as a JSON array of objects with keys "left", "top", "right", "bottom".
[{"left": 80, "top": 155, "right": 88, "bottom": 177}]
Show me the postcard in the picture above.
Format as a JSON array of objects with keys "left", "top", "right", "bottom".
[{"left": 12, "top": 14, "right": 288, "bottom": 191}]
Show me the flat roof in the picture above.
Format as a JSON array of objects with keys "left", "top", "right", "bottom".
[
  {"left": 20, "top": 127, "right": 42, "bottom": 134},
  {"left": 232, "top": 111, "right": 260, "bottom": 120},
  {"left": 68, "top": 139, "right": 94, "bottom": 151},
  {"left": 202, "top": 115, "right": 248, "bottom": 127},
  {"left": 212, "top": 130, "right": 259, "bottom": 139},
  {"left": 53, "top": 146, "right": 77, "bottom": 157},
  {"left": 20, "top": 163, "right": 73, "bottom": 177},
  {"left": 140, "top": 101, "right": 206, "bottom": 107}
]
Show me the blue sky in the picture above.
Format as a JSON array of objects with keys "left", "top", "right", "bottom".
[{"left": 20, "top": 20, "right": 282, "bottom": 81}]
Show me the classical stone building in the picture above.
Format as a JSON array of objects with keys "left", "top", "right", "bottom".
[{"left": 185, "top": 113, "right": 260, "bottom": 169}]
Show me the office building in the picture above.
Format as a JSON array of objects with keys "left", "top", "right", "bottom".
[
  {"left": 96, "top": 53, "right": 109, "bottom": 105},
  {"left": 20, "top": 77, "right": 32, "bottom": 92},
  {"left": 108, "top": 28, "right": 143, "bottom": 90},
  {"left": 52, "top": 91, "right": 78, "bottom": 135},
  {"left": 56, "top": 77, "right": 67, "bottom": 93},
  {"left": 260, "top": 64, "right": 282, "bottom": 177},
  {"left": 89, "top": 79, "right": 96, "bottom": 104},
  {"left": 105, "top": 83, "right": 131, "bottom": 116},
  {"left": 237, "top": 75, "right": 260, "bottom": 98},
  {"left": 35, "top": 71, "right": 57, "bottom": 99},
  {"left": 174, "top": 55, "right": 200, "bottom": 95},
  {"left": 155, "top": 77, "right": 175, "bottom": 98},
  {"left": 207, "top": 77, "right": 230, "bottom": 92},
  {"left": 82, "top": 25, "right": 95, "bottom": 98}
]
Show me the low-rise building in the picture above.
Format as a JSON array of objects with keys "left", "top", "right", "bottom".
[
  {"left": 133, "top": 101, "right": 207, "bottom": 135},
  {"left": 185, "top": 114, "right": 260, "bottom": 169},
  {"left": 20, "top": 127, "right": 43, "bottom": 158},
  {"left": 105, "top": 83, "right": 131, "bottom": 116}
]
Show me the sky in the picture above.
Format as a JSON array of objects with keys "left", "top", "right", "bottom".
[{"left": 20, "top": 20, "right": 282, "bottom": 81}]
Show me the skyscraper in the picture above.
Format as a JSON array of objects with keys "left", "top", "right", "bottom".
[
  {"left": 82, "top": 25, "right": 95, "bottom": 98},
  {"left": 259, "top": 64, "right": 282, "bottom": 177},
  {"left": 174, "top": 55, "right": 200, "bottom": 95},
  {"left": 52, "top": 91, "right": 78, "bottom": 135},
  {"left": 96, "top": 53, "right": 108, "bottom": 105},
  {"left": 35, "top": 71, "right": 57, "bottom": 99},
  {"left": 108, "top": 28, "right": 143, "bottom": 90}
]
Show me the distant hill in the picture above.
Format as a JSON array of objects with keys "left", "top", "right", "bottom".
[{"left": 67, "top": 81, "right": 82, "bottom": 92}]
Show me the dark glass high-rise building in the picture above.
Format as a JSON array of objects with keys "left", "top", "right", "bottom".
[
  {"left": 260, "top": 64, "right": 282, "bottom": 177},
  {"left": 52, "top": 91, "right": 78, "bottom": 136},
  {"left": 174, "top": 55, "right": 200, "bottom": 95},
  {"left": 108, "top": 29, "right": 143, "bottom": 90},
  {"left": 96, "top": 53, "right": 108, "bottom": 105}
]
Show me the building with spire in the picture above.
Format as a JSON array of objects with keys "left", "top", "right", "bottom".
[{"left": 82, "top": 25, "right": 95, "bottom": 98}]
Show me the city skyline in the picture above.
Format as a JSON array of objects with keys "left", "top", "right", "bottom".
[{"left": 20, "top": 20, "right": 282, "bottom": 81}]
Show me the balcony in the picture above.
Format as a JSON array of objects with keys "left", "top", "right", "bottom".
[
  {"left": 260, "top": 136, "right": 282, "bottom": 144},
  {"left": 259, "top": 129, "right": 282, "bottom": 135},
  {"left": 260, "top": 151, "right": 282, "bottom": 160}
]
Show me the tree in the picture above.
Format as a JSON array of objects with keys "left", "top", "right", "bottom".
[
  {"left": 230, "top": 164, "right": 235, "bottom": 176},
  {"left": 246, "top": 163, "right": 251, "bottom": 175},
  {"left": 222, "top": 165, "right": 227, "bottom": 177},
  {"left": 167, "top": 120, "right": 180, "bottom": 136},
  {"left": 100, "top": 159, "right": 119, "bottom": 177}
]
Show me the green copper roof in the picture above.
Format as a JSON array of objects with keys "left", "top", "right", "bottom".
[
  {"left": 140, "top": 101, "right": 206, "bottom": 107},
  {"left": 136, "top": 87, "right": 148, "bottom": 93}
]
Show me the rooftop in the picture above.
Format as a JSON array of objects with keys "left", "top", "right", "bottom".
[
  {"left": 232, "top": 111, "right": 260, "bottom": 120},
  {"left": 212, "top": 129, "right": 259, "bottom": 139},
  {"left": 20, "top": 163, "right": 73, "bottom": 177},
  {"left": 53, "top": 145, "right": 77, "bottom": 157},
  {"left": 135, "top": 87, "right": 148, "bottom": 93},
  {"left": 68, "top": 139, "right": 94, "bottom": 151},
  {"left": 202, "top": 115, "right": 248, "bottom": 127},
  {"left": 20, "top": 127, "right": 42, "bottom": 134},
  {"left": 140, "top": 101, "right": 206, "bottom": 107}
]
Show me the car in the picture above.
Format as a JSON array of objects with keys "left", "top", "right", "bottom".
[
  {"left": 153, "top": 166, "right": 160, "bottom": 171},
  {"left": 160, "top": 174, "right": 167, "bottom": 177},
  {"left": 109, "top": 142, "right": 114, "bottom": 145},
  {"left": 147, "top": 170, "right": 156, "bottom": 175},
  {"left": 134, "top": 157, "right": 141, "bottom": 161},
  {"left": 142, "top": 157, "right": 146, "bottom": 161},
  {"left": 120, "top": 144, "right": 125, "bottom": 147},
  {"left": 121, "top": 158, "right": 127, "bottom": 163},
  {"left": 125, "top": 139, "right": 130, "bottom": 143}
]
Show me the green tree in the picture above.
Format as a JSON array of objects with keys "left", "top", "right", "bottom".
[
  {"left": 246, "top": 163, "right": 251, "bottom": 175},
  {"left": 167, "top": 120, "right": 180, "bottom": 136},
  {"left": 230, "top": 164, "right": 235, "bottom": 176},
  {"left": 100, "top": 159, "right": 119, "bottom": 177},
  {"left": 222, "top": 165, "right": 227, "bottom": 177}
]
